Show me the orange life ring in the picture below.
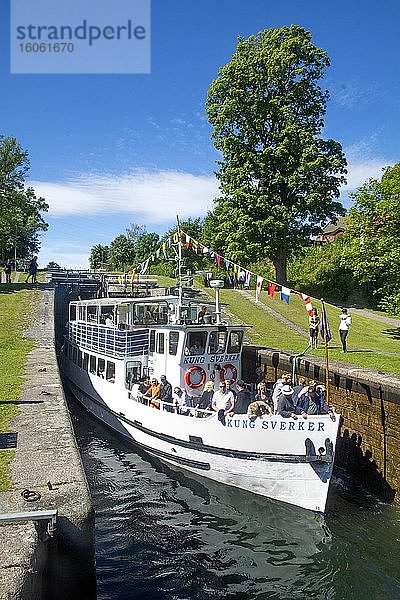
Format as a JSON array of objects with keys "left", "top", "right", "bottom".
[
  {"left": 220, "top": 363, "right": 238, "bottom": 382},
  {"left": 185, "top": 366, "right": 207, "bottom": 389}
]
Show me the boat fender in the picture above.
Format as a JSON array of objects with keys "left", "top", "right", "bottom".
[
  {"left": 185, "top": 366, "right": 207, "bottom": 389},
  {"left": 220, "top": 363, "right": 237, "bottom": 382}
]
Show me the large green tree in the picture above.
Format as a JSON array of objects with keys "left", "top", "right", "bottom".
[
  {"left": 205, "top": 25, "right": 347, "bottom": 283},
  {"left": 0, "top": 136, "right": 48, "bottom": 261},
  {"left": 89, "top": 244, "right": 110, "bottom": 270},
  {"left": 342, "top": 163, "right": 400, "bottom": 314}
]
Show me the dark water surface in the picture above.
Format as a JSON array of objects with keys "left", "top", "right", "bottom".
[{"left": 69, "top": 400, "right": 400, "bottom": 600}]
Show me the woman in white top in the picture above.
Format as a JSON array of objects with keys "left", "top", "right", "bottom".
[{"left": 339, "top": 308, "right": 352, "bottom": 352}]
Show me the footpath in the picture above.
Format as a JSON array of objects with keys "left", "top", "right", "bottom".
[{"left": 0, "top": 284, "right": 94, "bottom": 599}]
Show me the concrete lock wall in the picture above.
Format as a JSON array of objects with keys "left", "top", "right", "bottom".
[
  {"left": 0, "top": 285, "right": 96, "bottom": 600},
  {"left": 242, "top": 346, "right": 400, "bottom": 503}
]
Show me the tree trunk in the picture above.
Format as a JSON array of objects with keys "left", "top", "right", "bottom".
[{"left": 273, "top": 247, "right": 287, "bottom": 285}]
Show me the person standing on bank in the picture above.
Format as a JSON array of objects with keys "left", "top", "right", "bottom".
[
  {"left": 339, "top": 308, "right": 352, "bottom": 353},
  {"left": 309, "top": 307, "right": 320, "bottom": 349},
  {"left": 4, "top": 260, "right": 12, "bottom": 284},
  {"left": 25, "top": 256, "right": 38, "bottom": 284}
]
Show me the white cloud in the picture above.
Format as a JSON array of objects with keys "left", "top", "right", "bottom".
[
  {"left": 30, "top": 170, "right": 219, "bottom": 222},
  {"left": 342, "top": 159, "right": 392, "bottom": 192}
]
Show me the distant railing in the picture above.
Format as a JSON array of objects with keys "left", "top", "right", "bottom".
[
  {"left": 68, "top": 322, "right": 149, "bottom": 357},
  {"left": 131, "top": 392, "right": 214, "bottom": 419}
]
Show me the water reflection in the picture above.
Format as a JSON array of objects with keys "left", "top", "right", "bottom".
[{"left": 69, "top": 399, "right": 400, "bottom": 600}]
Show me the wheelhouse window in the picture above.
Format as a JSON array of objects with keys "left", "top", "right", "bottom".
[
  {"left": 89, "top": 355, "right": 96, "bottom": 374},
  {"left": 227, "top": 330, "right": 243, "bottom": 354},
  {"left": 169, "top": 331, "right": 179, "bottom": 355},
  {"left": 106, "top": 361, "right": 115, "bottom": 383},
  {"left": 185, "top": 332, "right": 207, "bottom": 355},
  {"left": 70, "top": 305, "right": 77, "bottom": 321},
  {"left": 78, "top": 305, "right": 86, "bottom": 322},
  {"left": 156, "top": 332, "right": 165, "bottom": 354},
  {"left": 125, "top": 361, "right": 141, "bottom": 389},
  {"left": 208, "top": 330, "right": 227, "bottom": 354}
]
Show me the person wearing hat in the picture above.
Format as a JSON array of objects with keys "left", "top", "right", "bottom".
[
  {"left": 247, "top": 399, "right": 271, "bottom": 422},
  {"left": 276, "top": 384, "right": 303, "bottom": 419},
  {"left": 339, "top": 308, "right": 352, "bottom": 352},
  {"left": 296, "top": 384, "right": 334, "bottom": 417},
  {"left": 272, "top": 373, "right": 292, "bottom": 412}
]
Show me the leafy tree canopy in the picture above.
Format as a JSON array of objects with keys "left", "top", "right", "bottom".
[
  {"left": 205, "top": 25, "right": 347, "bottom": 283},
  {"left": 342, "top": 162, "right": 400, "bottom": 314},
  {"left": 0, "top": 135, "right": 48, "bottom": 261},
  {"left": 89, "top": 244, "right": 110, "bottom": 270}
]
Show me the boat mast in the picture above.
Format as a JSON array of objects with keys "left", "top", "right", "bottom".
[{"left": 176, "top": 215, "right": 183, "bottom": 319}]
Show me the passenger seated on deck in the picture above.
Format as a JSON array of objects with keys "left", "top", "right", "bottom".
[
  {"left": 144, "top": 378, "right": 161, "bottom": 409},
  {"left": 105, "top": 314, "right": 114, "bottom": 327},
  {"left": 197, "top": 306, "right": 208, "bottom": 324},
  {"left": 255, "top": 382, "right": 274, "bottom": 414},
  {"left": 230, "top": 380, "right": 251, "bottom": 416},
  {"left": 276, "top": 385, "right": 304, "bottom": 419},
  {"left": 212, "top": 381, "right": 234, "bottom": 426},
  {"left": 194, "top": 381, "right": 214, "bottom": 413},
  {"left": 272, "top": 373, "right": 292, "bottom": 413},
  {"left": 247, "top": 400, "right": 270, "bottom": 422},
  {"left": 173, "top": 387, "right": 192, "bottom": 414},
  {"left": 138, "top": 377, "right": 151, "bottom": 396},
  {"left": 296, "top": 384, "right": 334, "bottom": 418}
]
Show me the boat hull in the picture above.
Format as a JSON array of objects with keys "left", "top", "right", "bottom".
[{"left": 63, "top": 361, "right": 340, "bottom": 513}]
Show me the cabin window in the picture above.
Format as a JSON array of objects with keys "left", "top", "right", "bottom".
[
  {"left": 70, "top": 305, "right": 77, "bottom": 321},
  {"left": 144, "top": 305, "right": 157, "bottom": 324},
  {"left": 227, "top": 330, "right": 243, "bottom": 354},
  {"left": 156, "top": 332, "right": 165, "bottom": 354},
  {"left": 83, "top": 352, "right": 89, "bottom": 371},
  {"left": 125, "top": 361, "right": 141, "bottom": 389},
  {"left": 106, "top": 361, "right": 115, "bottom": 383},
  {"left": 100, "top": 305, "right": 115, "bottom": 325},
  {"left": 185, "top": 332, "right": 207, "bottom": 355},
  {"left": 97, "top": 358, "right": 105, "bottom": 378},
  {"left": 77, "top": 349, "right": 83, "bottom": 368},
  {"left": 169, "top": 331, "right": 179, "bottom": 355},
  {"left": 149, "top": 330, "right": 155, "bottom": 352},
  {"left": 208, "top": 330, "right": 227, "bottom": 354},
  {"left": 87, "top": 305, "right": 98, "bottom": 323},
  {"left": 89, "top": 355, "right": 96, "bottom": 374},
  {"left": 72, "top": 346, "right": 78, "bottom": 364},
  {"left": 78, "top": 305, "right": 86, "bottom": 322}
]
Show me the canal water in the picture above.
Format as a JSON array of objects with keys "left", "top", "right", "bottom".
[{"left": 69, "top": 399, "right": 400, "bottom": 600}]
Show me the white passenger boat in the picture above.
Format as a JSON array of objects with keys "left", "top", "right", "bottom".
[{"left": 60, "top": 273, "right": 340, "bottom": 513}]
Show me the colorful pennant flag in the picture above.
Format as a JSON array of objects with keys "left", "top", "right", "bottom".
[
  {"left": 299, "top": 292, "right": 314, "bottom": 315},
  {"left": 281, "top": 286, "right": 291, "bottom": 304},
  {"left": 267, "top": 281, "right": 276, "bottom": 298}
]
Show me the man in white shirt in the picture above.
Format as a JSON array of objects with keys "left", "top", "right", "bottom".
[
  {"left": 212, "top": 381, "right": 235, "bottom": 425},
  {"left": 272, "top": 373, "right": 292, "bottom": 412}
]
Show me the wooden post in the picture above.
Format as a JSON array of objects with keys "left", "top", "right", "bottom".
[{"left": 321, "top": 298, "right": 330, "bottom": 405}]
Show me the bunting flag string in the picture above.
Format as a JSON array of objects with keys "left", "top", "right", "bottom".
[{"left": 128, "top": 226, "right": 320, "bottom": 321}]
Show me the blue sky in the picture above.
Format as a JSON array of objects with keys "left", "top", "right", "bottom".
[{"left": 1, "top": 0, "right": 399, "bottom": 268}]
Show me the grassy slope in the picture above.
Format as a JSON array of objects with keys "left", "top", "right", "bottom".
[
  {"left": 196, "top": 279, "right": 399, "bottom": 376},
  {"left": 0, "top": 284, "right": 35, "bottom": 490}
]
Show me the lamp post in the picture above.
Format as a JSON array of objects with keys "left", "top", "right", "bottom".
[{"left": 209, "top": 279, "right": 224, "bottom": 324}]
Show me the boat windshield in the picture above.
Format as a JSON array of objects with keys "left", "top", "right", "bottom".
[
  {"left": 185, "top": 331, "right": 207, "bottom": 355},
  {"left": 207, "top": 330, "right": 227, "bottom": 354}
]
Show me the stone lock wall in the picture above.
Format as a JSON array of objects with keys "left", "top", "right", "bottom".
[{"left": 242, "top": 346, "right": 400, "bottom": 502}]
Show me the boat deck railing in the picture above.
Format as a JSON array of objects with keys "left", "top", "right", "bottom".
[
  {"left": 130, "top": 392, "right": 214, "bottom": 419},
  {"left": 68, "top": 322, "right": 148, "bottom": 358}
]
